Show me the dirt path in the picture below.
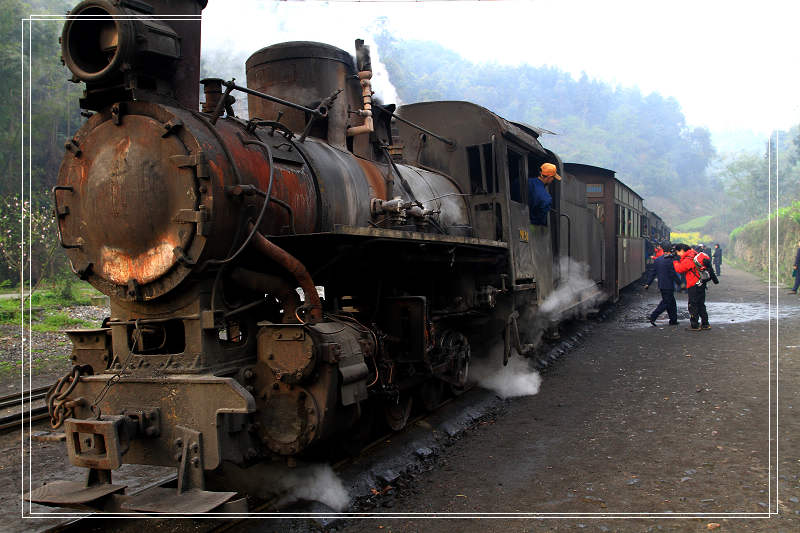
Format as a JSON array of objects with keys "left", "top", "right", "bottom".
[{"left": 340, "top": 266, "right": 798, "bottom": 532}]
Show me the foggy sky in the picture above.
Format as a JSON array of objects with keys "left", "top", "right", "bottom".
[{"left": 201, "top": 0, "right": 799, "bottom": 151}]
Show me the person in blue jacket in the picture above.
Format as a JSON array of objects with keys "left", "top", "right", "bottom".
[
  {"left": 528, "top": 163, "right": 561, "bottom": 225},
  {"left": 643, "top": 247, "right": 682, "bottom": 326},
  {"left": 789, "top": 240, "right": 800, "bottom": 294}
]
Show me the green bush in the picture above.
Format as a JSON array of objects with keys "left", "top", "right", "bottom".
[{"left": 729, "top": 205, "right": 800, "bottom": 284}]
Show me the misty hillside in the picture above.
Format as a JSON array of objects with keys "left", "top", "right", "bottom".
[{"left": 373, "top": 33, "right": 720, "bottom": 224}]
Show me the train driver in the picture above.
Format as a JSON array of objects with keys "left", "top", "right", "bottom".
[{"left": 528, "top": 162, "right": 561, "bottom": 225}]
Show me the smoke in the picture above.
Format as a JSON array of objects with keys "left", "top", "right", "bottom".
[
  {"left": 274, "top": 463, "right": 351, "bottom": 511},
  {"left": 365, "top": 37, "right": 401, "bottom": 105},
  {"left": 471, "top": 343, "right": 542, "bottom": 399},
  {"left": 539, "top": 257, "right": 599, "bottom": 318},
  {"left": 470, "top": 257, "right": 598, "bottom": 398}
]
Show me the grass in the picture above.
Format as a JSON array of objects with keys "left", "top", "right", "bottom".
[
  {"left": 675, "top": 215, "right": 714, "bottom": 232},
  {"left": 0, "top": 354, "right": 72, "bottom": 377},
  {"left": 0, "top": 280, "right": 100, "bottom": 329},
  {"left": 31, "top": 311, "right": 94, "bottom": 332}
]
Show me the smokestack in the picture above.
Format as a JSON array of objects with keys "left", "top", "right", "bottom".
[{"left": 146, "top": 0, "right": 206, "bottom": 110}]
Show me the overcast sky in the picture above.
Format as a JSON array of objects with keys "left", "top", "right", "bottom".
[{"left": 201, "top": 0, "right": 799, "bottom": 147}]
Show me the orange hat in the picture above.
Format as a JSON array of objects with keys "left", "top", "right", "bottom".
[{"left": 540, "top": 163, "right": 561, "bottom": 181}]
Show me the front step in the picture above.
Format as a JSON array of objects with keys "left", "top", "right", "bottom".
[
  {"left": 26, "top": 479, "right": 239, "bottom": 513},
  {"left": 120, "top": 486, "right": 238, "bottom": 513},
  {"left": 25, "top": 479, "right": 126, "bottom": 507}
]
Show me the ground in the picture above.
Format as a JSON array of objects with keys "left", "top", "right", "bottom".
[
  {"left": 0, "top": 266, "right": 796, "bottom": 533},
  {"left": 338, "top": 266, "right": 797, "bottom": 532}
]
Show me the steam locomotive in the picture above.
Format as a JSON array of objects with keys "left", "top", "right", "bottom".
[{"left": 28, "top": 0, "right": 667, "bottom": 513}]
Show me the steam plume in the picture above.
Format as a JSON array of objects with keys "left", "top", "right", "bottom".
[{"left": 274, "top": 463, "right": 350, "bottom": 511}]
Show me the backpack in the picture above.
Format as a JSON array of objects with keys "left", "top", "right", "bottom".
[{"left": 693, "top": 253, "right": 712, "bottom": 286}]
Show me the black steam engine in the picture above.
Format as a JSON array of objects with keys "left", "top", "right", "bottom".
[{"left": 28, "top": 0, "right": 667, "bottom": 512}]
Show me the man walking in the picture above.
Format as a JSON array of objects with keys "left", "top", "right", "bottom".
[
  {"left": 673, "top": 243, "right": 718, "bottom": 331},
  {"left": 789, "top": 240, "right": 800, "bottom": 294},
  {"left": 643, "top": 246, "right": 681, "bottom": 326},
  {"left": 712, "top": 244, "right": 723, "bottom": 276}
]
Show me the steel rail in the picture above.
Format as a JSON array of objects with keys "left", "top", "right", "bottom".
[{"left": 0, "top": 385, "right": 49, "bottom": 410}]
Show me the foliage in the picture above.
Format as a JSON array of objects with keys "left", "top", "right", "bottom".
[
  {"left": 1, "top": 0, "right": 82, "bottom": 199},
  {"left": 0, "top": 193, "right": 60, "bottom": 282},
  {"left": 0, "top": 281, "right": 95, "bottom": 326},
  {"left": 0, "top": 1, "right": 81, "bottom": 285},
  {"left": 675, "top": 215, "right": 714, "bottom": 232},
  {"left": 669, "top": 231, "right": 714, "bottom": 245},
  {"left": 374, "top": 33, "right": 717, "bottom": 223},
  {"left": 728, "top": 201, "right": 800, "bottom": 284},
  {"left": 708, "top": 128, "right": 799, "bottom": 236},
  {"left": 31, "top": 310, "right": 92, "bottom": 331}
]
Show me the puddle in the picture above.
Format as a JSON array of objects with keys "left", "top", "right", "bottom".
[{"left": 623, "top": 301, "right": 800, "bottom": 329}]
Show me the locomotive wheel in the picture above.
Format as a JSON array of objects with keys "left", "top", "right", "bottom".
[
  {"left": 418, "top": 379, "right": 444, "bottom": 411},
  {"left": 383, "top": 394, "right": 413, "bottom": 431}
]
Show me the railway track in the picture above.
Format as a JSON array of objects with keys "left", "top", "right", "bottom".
[
  {"left": 0, "top": 385, "right": 51, "bottom": 432},
  {"left": 36, "top": 392, "right": 465, "bottom": 533}
]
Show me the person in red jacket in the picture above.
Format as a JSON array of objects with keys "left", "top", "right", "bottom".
[
  {"left": 650, "top": 244, "right": 664, "bottom": 261},
  {"left": 673, "top": 243, "right": 718, "bottom": 331}
]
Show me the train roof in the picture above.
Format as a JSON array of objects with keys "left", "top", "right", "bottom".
[
  {"left": 563, "top": 162, "right": 615, "bottom": 177},
  {"left": 564, "top": 162, "right": 643, "bottom": 201},
  {"left": 397, "top": 101, "right": 550, "bottom": 156}
]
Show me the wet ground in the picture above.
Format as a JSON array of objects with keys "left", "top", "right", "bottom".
[
  {"left": 337, "top": 266, "right": 796, "bottom": 532},
  {"left": 3, "top": 266, "right": 797, "bottom": 532}
]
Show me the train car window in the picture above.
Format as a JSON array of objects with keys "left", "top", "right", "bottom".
[
  {"left": 628, "top": 208, "right": 633, "bottom": 236},
  {"left": 586, "top": 184, "right": 603, "bottom": 195},
  {"left": 483, "top": 144, "right": 495, "bottom": 193},
  {"left": 507, "top": 149, "right": 523, "bottom": 203},
  {"left": 466, "top": 145, "right": 485, "bottom": 193},
  {"left": 623, "top": 207, "right": 628, "bottom": 236},
  {"left": 616, "top": 205, "right": 622, "bottom": 235}
]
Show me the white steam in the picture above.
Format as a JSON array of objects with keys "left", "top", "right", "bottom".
[
  {"left": 469, "top": 257, "right": 598, "bottom": 399},
  {"left": 274, "top": 463, "right": 350, "bottom": 511},
  {"left": 478, "top": 355, "right": 543, "bottom": 398},
  {"left": 471, "top": 343, "right": 542, "bottom": 399},
  {"left": 365, "top": 37, "right": 401, "bottom": 105},
  {"left": 540, "top": 257, "right": 599, "bottom": 317}
]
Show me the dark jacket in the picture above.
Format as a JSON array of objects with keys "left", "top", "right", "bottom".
[
  {"left": 713, "top": 247, "right": 722, "bottom": 263},
  {"left": 644, "top": 254, "right": 681, "bottom": 290},
  {"left": 527, "top": 177, "right": 551, "bottom": 225},
  {"left": 794, "top": 247, "right": 800, "bottom": 269}
]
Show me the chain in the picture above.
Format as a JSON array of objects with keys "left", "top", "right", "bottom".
[
  {"left": 46, "top": 365, "right": 89, "bottom": 429},
  {"left": 46, "top": 320, "right": 144, "bottom": 426},
  {"left": 89, "top": 319, "right": 142, "bottom": 420}
]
